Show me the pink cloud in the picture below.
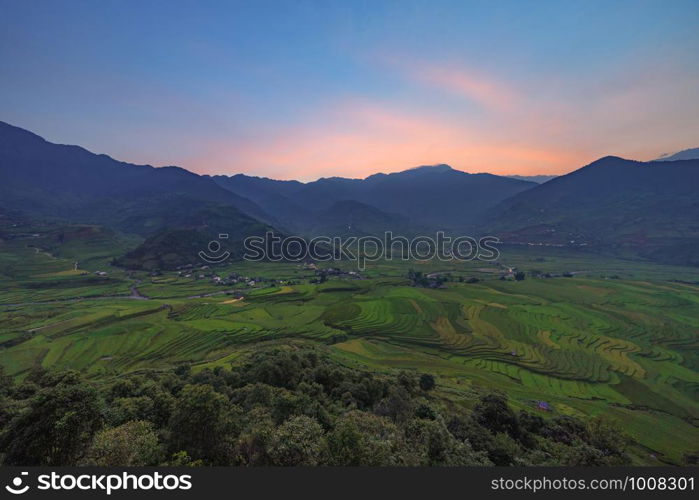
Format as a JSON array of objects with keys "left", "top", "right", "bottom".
[
  {"left": 374, "top": 53, "right": 520, "bottom": 112},
  {"left": 412, "top": 65, "right": 518, "bottom": 111},
  {"left": 184, "top": 57, "right": 699, "bottom": 180}
]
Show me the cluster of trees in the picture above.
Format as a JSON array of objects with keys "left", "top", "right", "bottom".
[
  {"left": 407, "top": 270, "right": 481, "bottom": 288},
  {"left": 407, "top": 270, "right": 449, "bottom": 289},
  {"left": 0, "top": 347, "right": 645, "bottom": 466}
]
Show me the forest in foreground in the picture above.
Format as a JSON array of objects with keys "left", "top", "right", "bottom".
[{"left": 1, "top": 345, "right": 679, "bottom": 467}]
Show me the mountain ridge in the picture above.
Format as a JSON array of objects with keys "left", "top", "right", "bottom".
[
  {"left": 486, "top": 155, "right": 699, "bottom": 265},
  {"left": 655, "top": 147, "right": 699, "bottom": 162},
  {"left": 0, "top": 120, "right": 276, "bottom": 232},
  {"left": 3, "top": 120, "right": 698, "bottom": 266},
  {"left": 213, "top": 163, "right": 536, "bottom": 232}
]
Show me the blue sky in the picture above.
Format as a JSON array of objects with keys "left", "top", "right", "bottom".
[{"left": 1, "top": 0, "right": 698, "bottom": 180}]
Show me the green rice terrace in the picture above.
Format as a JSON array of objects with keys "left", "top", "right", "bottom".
[{"left": 1, "top": 228, "right": 698, "bottom": 464}]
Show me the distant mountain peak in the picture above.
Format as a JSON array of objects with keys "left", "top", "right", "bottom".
[
  {"left": 405, "top": 163, "right": 453, "bottom": 173},
  {"left": 362, "top": 164, "right": 455, "bottom": 182},
  {"left": 594, "top": 155, "right": 626, "bottom": 163},
  {"left": 655, "top": 147, "right": 699, "bottom": 162},
  {"left": 579, "top": 155, "right": 636, "bottom": 171}
]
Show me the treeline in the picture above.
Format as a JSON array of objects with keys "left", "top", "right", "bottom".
[{"left": 0, "top": 347, "right": 640, "bottom": 466}]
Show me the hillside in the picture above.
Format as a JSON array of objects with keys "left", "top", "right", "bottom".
[
  {"left": 115, "top": 204, "right": 278, "bottom": 270},
  {"left": 0, "top": 121, "right": 275, "bottom": 234},
  {"left": 486, "top": 156, "right": 699, "bottom": 265},
  {"left": 214, "top": 164, "right": 536, "bottom": 234},
  {"left": 211, "top": 174, "right": 309, "bottom": 233},
  {"left": 306, "top": 200, "right": 419, "bottom": 237},
  {"left": 352, "top": 166, "right": 536, "bottom": 230},
  {"left": 0, "top": 122, "right": 290, "bottom": 269}
]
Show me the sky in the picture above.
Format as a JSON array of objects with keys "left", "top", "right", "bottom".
[{"left": 1, "top": 0, "right": 698, "bottom": 181}]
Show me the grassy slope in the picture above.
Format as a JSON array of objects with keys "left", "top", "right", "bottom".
[{"left": 1, "top": 236, "right": 698, "bottom": 464}]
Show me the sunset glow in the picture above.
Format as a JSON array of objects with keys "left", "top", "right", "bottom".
[{"left": 1, "top": 0, "right": 698, "bottom": 181}]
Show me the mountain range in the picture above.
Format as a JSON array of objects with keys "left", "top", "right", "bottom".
[
  {"left": 0, "top": 121, "right": 278, "bottom": 269},
  {"left": 655, "top": 147, "right": 699, "bottom": 162},
  {"left": 485, "top": 156, "right": 699, "bottom": 265},
  {"left": 211, "top": 164, "right": 535, "bottom": 234},
  {"left": 1, "top": 120, "right": 698, "bottom": 268}
]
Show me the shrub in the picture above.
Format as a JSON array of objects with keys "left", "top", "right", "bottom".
[{"left": 85, "top": 420, "right": 161, "bottom": 466}]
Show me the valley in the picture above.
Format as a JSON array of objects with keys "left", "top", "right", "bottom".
[
  {"left": 1, "top": 224, "right": 698, "bottom": 464},
  {"left": 1, "top": 121, "right": 698, "bottom": 466}
]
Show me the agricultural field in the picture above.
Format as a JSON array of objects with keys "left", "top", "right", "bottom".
[{"left": 1, "top": 231, "right": 698, "bottom": 464}]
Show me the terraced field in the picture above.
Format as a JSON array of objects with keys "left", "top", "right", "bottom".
[{"left": 1, "top": 236, "right": 698, "bottom": 462}]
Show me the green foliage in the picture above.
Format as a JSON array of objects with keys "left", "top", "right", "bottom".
[
  {"left": 234, "top": 407, "right": 275, "bottom": 466},
  {"left": 473, "top": 392, "right": 521, "bottom": 439},
  {"left": 85, "top": 420, "right": 161, "bottom": 466},
  {"left": 584, "top": 417, "right": 629, "bottom": 465},
  {"left": 268, "top": 415, "right": 324, "bottom": 466},
  {"left": 168, "top": 384, "right": 240, "bottom": 464},
  {"left": 0, "top": 348, "right": 640, "bottom": 466},
  {"left": 375, "top": 386, "right": 415, "bottom": 423},
  {"left": 489, "top": 432, "right": 523, "bottom": 466},
  {"left": 164, "top": 450, "right": 204, "bottom": 467},
  {"left": 404, "top": 418, "right": 490, "bottom": 466},
  {"left": 419, "top": 374, "right": 436, "bottom": 391},
  {"left": 324, "top": 410, "right": 407, "bottom": 466},
  {"left": 0, "top": 373, "right": 103, "bottom": 465}
]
